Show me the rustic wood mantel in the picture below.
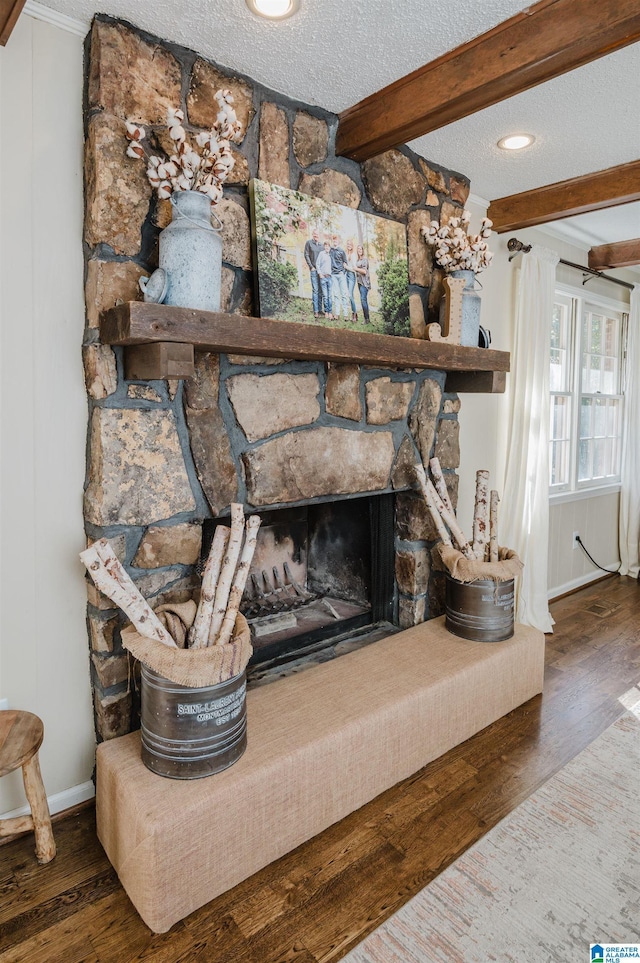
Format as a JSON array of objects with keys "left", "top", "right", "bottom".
[{"left": 100, "top": 303, "right": 509, "bottom": 393}]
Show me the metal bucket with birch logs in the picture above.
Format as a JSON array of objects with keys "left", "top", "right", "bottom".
[
  {"left": 445, "top": 575, "right": 515, "bottom": 642},
  {"left": 140, "top": 667, "right": 247, "bottom": 779}
]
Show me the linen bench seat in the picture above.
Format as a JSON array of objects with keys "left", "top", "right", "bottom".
[{"left": 96, "top": 615, "right": 545, "bottom": 933}]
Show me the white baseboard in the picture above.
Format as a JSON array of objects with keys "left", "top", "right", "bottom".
[
  {"left": 548, "top": 565, "right": 619, "bottom": 601},
  {"left": 0, "top": 780, "right": 95, "bottom": 821}
]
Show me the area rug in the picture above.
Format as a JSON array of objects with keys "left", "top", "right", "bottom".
[{"left": 343, "top": 703, "right": 640, "bottom": 963}]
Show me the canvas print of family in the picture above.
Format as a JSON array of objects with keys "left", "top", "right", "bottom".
[{"left": 250, "top": 179, "right": 410, "bottom": 336}]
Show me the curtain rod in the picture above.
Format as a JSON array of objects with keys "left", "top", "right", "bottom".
[{"left": 506, "top": 238, "right": 635, "bottom": 291}]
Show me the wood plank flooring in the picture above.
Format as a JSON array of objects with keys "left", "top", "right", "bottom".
[{"left": 1, "top": 575, "right": 638, "bottom": 963}]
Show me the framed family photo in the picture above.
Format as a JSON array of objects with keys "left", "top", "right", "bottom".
[{"left": 249, "top": 179, "right": 410, "bottom": 337}]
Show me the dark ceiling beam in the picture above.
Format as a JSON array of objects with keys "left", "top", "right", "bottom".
[
  {"left": 336, "top": 0, "right": 640, "bottom": 163},
  {"left": 0, "top": 0, "right": 26, "bottom": 46},
  {"left": 588, "top": 237, "right": 640, "bottom": 270},
  {"left": 487, "top": 161, "right": 640, "bottom": 234}
]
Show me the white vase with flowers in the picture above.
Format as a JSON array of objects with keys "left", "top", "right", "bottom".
[
  {"left": 125, "top": 91, "right": 241, "bottom": 311},
  {"left": 421, "top": 211, "right": 493, "bottom": 347}
]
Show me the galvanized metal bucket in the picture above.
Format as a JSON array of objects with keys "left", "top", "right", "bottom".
[
  {"left": 140, "top": 190, "right": 222, "bottom": 312},
  {"left": 140, "top": 665, "right": 247, "bottom": 779},
  {"left": 445, "top": 575, "right": 514, "bottom": 642}
]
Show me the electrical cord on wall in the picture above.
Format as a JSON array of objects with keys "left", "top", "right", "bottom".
[{"left": 575, "top": 535, "right": 621, "bottom": 575}]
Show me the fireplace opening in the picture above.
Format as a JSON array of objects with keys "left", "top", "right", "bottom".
[{"left": 202, "top": 493, "right": 395, "bottom": 671}]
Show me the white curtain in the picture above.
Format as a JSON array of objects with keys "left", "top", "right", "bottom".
[
  {"left": 501, "top": 245, "right": 559, "bottom": 633},
  {"left": 619, "top": 284, "right": 640, "bottom": 578}
]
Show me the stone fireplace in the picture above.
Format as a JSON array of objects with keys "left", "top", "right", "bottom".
[{"left": 83, "top": 16, "right": 468, "bottom": 742}]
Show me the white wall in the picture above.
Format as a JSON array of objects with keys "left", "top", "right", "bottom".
[
  {"left": 458, "top": 199, "right": 631, "bottom": 601},
  {"left": 456, "top": 202, "right": 513, "bottom": 529},
  {"left": 0, "top": 14, "right": 94, "bottom": 815},
  {"left": 548, "top": 490, "right": 620, "bottom": 596}
]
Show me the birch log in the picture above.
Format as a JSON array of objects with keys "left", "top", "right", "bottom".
[
  {"left": 188, "top": 525, "right": 230, "bottom": 649},
  {"left": 216, "top": 515, "right": 261, "bottom": 647},
  {"left": 207, "top": 503, "right": 246, "bottom": 645},
  {"left": 414, "top": 462, "right": 452, "bottom": 546},
  {"left": 414, "top": 463, "right": 475, "bottom": 559},
  {"left": 429, "top": 457, "right": 454, "bottom": 516},
  {"left": 489, "top": 490, "right": 500, "bottom": 562},
  {"left": 472, "top": 470, "right": 490, "bottom": 560},
  {"left": 415, "top": 464, "right": 453, "bottom": 548},
  {"left": 80, "top": 539, "right": 177, "bottom": 648}
]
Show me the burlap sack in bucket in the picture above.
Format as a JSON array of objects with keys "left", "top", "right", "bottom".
[
  {"left": 438, "top": 545, "right": 524, "bottom": 583},
  {"left": 121, "top": 601, "right": 253, "bottom": 687}
]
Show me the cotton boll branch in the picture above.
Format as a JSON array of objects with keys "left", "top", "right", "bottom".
[
  {"left": 421, "top": 210, "right": 494, "bottom": 274},
  {"left": 124, "top": 90, "right": 241, "bottom": 208}
]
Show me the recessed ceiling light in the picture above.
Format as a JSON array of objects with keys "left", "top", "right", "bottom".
[
  {"left": 246, "top": 0, "right": 300, "bottom": 19},
  {"left": 497, "top": 133, "right": 535, "bottom": 151}
]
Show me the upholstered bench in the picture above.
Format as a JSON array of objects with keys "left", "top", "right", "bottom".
[{"left": 96, "top": 616, "right": 544, "bottom": 932}]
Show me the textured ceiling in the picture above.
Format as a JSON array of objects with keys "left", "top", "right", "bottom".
[
  {"left": 29, "top": 0, "right": 640, "bottom": 252},
  {"left": 39, "top": 0, "right": 532, "bottom": 115}
]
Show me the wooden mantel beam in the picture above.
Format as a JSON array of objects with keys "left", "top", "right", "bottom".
[
  {"left": 100, "top": 302, "right": 510, "bottom": 392},
  {"left": 0, "top": 0, "right": 27, "bottom": 45},
  {"left": 336, "top": 0, "right": 640, "bottom": 162},
  {"left": 588, "top": 237, "right": 640, "bottom": 270},
  {"left": 488, "top": 161, "right": 640, "bottom": 234}
]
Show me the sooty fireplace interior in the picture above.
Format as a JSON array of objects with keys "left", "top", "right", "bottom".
[{"left": 203, "top": 494, "right": 395, "bottom": 672}]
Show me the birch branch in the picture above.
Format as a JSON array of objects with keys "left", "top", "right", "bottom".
[
  {"left": 472, "top": 470, "right": 490, "bottom": 560},
  {"left": 437, "top": 484, "right": 475, "bottom": 559},
  {"left": 413, "top": 462, "right": 454, "bottom": 548},
  {"left": 80, "top": 539, "right": 177, "bottom": 648},
  {"left": 207, "top": 503, "right": 246, "bottom": 645},
  {"left": 489, "top": 490, "right": 500, "bottom": 563},
  {"left": 415, "top": 463, "right": 474, "bottom": 559},
  {"left": 188, "top": 525, "right": 230, "bottom": 649},
  {"left": 429, "top": 456, "right": 455, "bottom": 516},
  {"left": 216, "top": 515, "right": 261, "bottom": 647}
]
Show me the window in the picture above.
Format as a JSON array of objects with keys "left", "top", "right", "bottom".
[{"left": 549, "top": 288, "right": 626, "bottom": 495}]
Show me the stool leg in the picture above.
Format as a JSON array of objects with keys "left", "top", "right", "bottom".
[{"left": 22, "top": 752, "right": 56, "bottom": 863}]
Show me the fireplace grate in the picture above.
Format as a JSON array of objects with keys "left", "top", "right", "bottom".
[{"left": 242, "top": 562, "right": 319, "bottom": 619}]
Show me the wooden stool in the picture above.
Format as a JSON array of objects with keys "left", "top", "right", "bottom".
[{"left": 0, "top": 711, "right": 56, "bottom": 863}]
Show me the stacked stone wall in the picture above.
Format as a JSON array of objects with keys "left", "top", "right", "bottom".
[{"left": 83, "top": 16, "right": 469, "bottom": 740}]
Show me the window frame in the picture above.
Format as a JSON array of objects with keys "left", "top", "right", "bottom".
[
  {"left": 549, "top": 283, "right": 627, "bottom": 502},
  {"left": 549, "top": 292, "right": 575, "bottom": 493}
]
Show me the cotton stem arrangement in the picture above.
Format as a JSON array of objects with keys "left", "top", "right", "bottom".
[
  {"left": 80, "top": 504, "right": 261, "bottom": 649},
  {"left": 124, "top": 90, "right": 241, "bottom": 206},
  {"left": 421, "top": 209, "right": 494, "bottom": 274},
  {"left": 414, "top": 458, "right": 501, "bottom": 562}
]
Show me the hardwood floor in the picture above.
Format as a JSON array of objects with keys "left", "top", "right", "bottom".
[{"left": 1, "top": 575, "right": 639, "bottom": 963}]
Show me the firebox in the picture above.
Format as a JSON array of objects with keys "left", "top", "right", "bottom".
[{"left": 202, "top": 493, "right": 395, "bottom": 671}]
